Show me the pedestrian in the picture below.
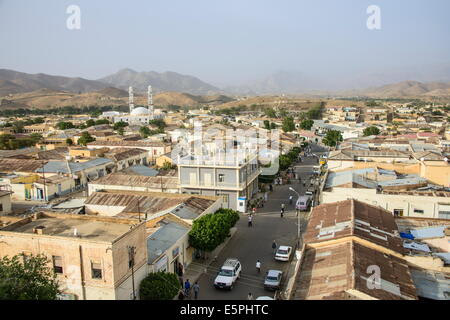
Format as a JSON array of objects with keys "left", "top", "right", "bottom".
[
  {"left": 289, "top": 195, "right": 293, "bottom": 205},
  {"left": 264, "top": 192, "right": 268, "bottom": 202},
  {"left": 178, "top": 290, "right": 185, "bottom": 300},
  {"left": 280, "top": 209, "right": 284, "bottom": 218},
  {"left": 252, "top": 207, "right": 257, "bottom": 215},
  {"left": 272, "top": 240, "right": 277, "bottom": 254},
  {"left": 184, "top": 279, "right": 191, "bottom": 297},
  {"left": 256, "top": 260, "right": 261, "bottom": 273},
  {"left": 269, "top": 184, "right": 273, "bottom": 192},
  {"left": 247, "top": 293, "right": 253, "bottom": 300},
  {"left": 193, "top": 281, "right": 200, "bottom": 300},
  {"left": 248, "top": 215, "right": 253, "bottom": 227}
]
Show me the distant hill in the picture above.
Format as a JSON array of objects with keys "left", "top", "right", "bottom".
[
  {"left": 0, "top": 69, "right": 109, "bottom": 94},
  {"left": 98, "top": 68, "right": 221, "bottom": 95},
  {"left": 0, "top": 88, "right": 235, "bottom": 110},
  {"left": 341, "top": 80, "right": 450, "bottom": 98},
  {"left": 95, "top": 87, "right": 129, "bottom": 98}
]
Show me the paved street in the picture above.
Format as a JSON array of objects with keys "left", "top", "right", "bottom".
[{"left": 190, "top": 143, "right": 327, "bottom": 300}]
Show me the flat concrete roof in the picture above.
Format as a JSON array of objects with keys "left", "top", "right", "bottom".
[{"left": 6, "top": 216, "right": 134, "bottom": 242}]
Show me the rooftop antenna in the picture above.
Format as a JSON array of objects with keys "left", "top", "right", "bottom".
[
  {"left": 148, "top": 85, "right": 154, "bottom": 118},
  {"left": 129, "top": 86, "right": 134, "bottom": 113}
]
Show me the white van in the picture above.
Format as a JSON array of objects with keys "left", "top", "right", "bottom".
[{"left": 214, "top": 258, "right": 241, "bottom": 290}]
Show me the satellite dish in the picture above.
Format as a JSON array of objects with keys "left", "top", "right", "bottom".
[{"left": 155, "top": 250, "right": 162, "bottom": 256}]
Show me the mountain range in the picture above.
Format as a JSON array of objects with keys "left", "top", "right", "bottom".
[{"left": 1, "top": 68, "right": 450, "bottom": 101}]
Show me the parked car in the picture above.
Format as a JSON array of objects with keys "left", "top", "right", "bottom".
[
  {"left": 214, "top": 258, "right": 241, "bottom": 290},
  {"left": 275, "top": 245, "right": 293, "bottom": 261},
  {"left": 296, "top": 195, "right": 311, "bottom": 211},
  {"left": 264, "top": 270, "right": 283, "bottom": 291}
]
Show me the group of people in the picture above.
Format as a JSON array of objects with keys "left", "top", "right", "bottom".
[{"left": 178, "top": 279, "right": 200, "bottom": 300}]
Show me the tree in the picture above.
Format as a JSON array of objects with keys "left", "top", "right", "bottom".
[
  {"left": 0, "top": 254, "right": 60, "bottom": 300},
  {"left": 263, "top": 120, "right": 271, "bottom": 130},
  {"left": 282, "top": 116, "right": 295, "bottom": 132},
  {"left": 189, "top": 209, "right": 239, "bottom": 253},
  {"left": 85, "top": 119, "right": 96, "bottom": 128},
  {"left": 300, "top": 119, "right": 314, "bottom": 130},
  {"left": 56, "top": 121, "right": 75, "bottom": 130},
  {"left": 363, "top": 126, "right": 381, "bottom": 136},
  {"left": 322, "top": 130, "right": 343, "bottom": 147},
  {"left": 77, "top": 132, "right": 95, "bottom": 146},
  {"left": 264, "top": 108, "right": 277, "bottom": 118},
  {"left": 139, "top": 126, "right": 151, "bottom": 138},
  {"left": 139, "top": 272, "right": 181, "bottom": 300},
  {"left": 65, "top": 138, "right": 74, "bottom": 146},
  {"left": 113, "top": 121, "right": 128, "bottom": 131}
]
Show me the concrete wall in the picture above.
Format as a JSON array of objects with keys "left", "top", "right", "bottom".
[{"left": 0, "top": 194, "right": 12, "bottom": 215}]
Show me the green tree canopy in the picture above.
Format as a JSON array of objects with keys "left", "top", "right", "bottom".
[
  {"left": 0, "top": 254, "right": 60, "bottom": 300},
  {"left": 300, "top": 119, "right": 314, "bottom": 130},
  {"left": 77, "top": 132, "right": 95, "bottom": 146},
  {"left": 189, "top": 209, "right": 239, "bottom": 252},
  {"left": 363, "top": 126, "right": 381, "bottom": 136},
  {"left": 322, "top": 130, "right": 343, "bottom": 147},
  {"left": 264, "top": 108, "right": 277, "bottom": 118},
  {"left": 139, "top": 272, "right": 181, "bottom": 300},
  {"left": 56, "top": 121, "right": 75, "bottom": 130},
  {"left": 113, "top": 121, "right": 129, "bottom": 131},
  {"left": 282, "top": 116, "right": 296, "bottom": 132}
]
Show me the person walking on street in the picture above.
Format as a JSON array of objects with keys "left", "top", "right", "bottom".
[
  {"left": 272, "top": 240, "right": 277, "bottom": 254},
  {"left": 252, "top": 207, "right": 257, "bottom": 215},
  {"left": 184, "top": 279, "right": 191, "bottom": 298},
  {"left": 256, "top": 260, "right": 261, "bottom": 273},
  {"left": 193, "top": 281, "right": 200, "bottom": 300},
  {"left": 178, "top": 290, "right": 185, "bottom": 300},
  {"left": 269, "top": 184, "right": 273, "bottom": 192},
  {"left": 280, "top": 209, "right": 284, "bottom": 218},
  {"left": 248, "top": 214, "right": 253, "bottom": 227},
  {"left": 247, "top": 293, "right": 253, "bottom": 300},
  {"left": 289, "top": 195, "right": 293, "bottom": 205}
]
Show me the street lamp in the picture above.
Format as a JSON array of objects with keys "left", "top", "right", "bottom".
[{"left": 289, "top": 187, "right": 301, "bottom": 248}]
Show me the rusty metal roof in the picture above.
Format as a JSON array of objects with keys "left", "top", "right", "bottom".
[
  {"left": 293, "top": 241, "right": 417, "bottom": 300},
  {"left": 0, "top": 159, "right": 46, "bottom": 172},
  {"left": 90, "top": 173, "right": 178, "bottom": 189},
  {"left": 105, "top": 148, "right": 148, "bottom": 162},
  {"left": 305, "top": 199, "right": 404, "bottom": 254}
]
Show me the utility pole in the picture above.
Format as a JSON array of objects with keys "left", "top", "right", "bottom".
[{"left": 127, "top": 245, "right": 136, "bottom": 300}]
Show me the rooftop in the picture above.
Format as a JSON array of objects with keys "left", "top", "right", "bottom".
[
  {"left": 1, "top": 212, "right": 140, "bottom": 242},
  {"left": 293, "top": 241, "right": 417, "bottom": 300},
  {"left": 147, "top": 219, "right": 189, "bottom": 264},
  {"left": 304, "top": 199, "right": 404, "bottom": 254},
  {"left": 90, "top": 173, "right": 178, "bottom": 189}
]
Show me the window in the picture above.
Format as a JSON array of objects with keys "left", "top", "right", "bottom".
[
  {"left": 0, "top": 204, "right": 3, "bottom": 212},
  {"left": 91, "top": 261, "right": 102, "bottom": 279},
  {"left": 413, "top": 209, "right": 424, "bottom": 215},
  {"left": 393, "top": 209, "right": 404, "bottom": 217},
  {"left": 52, "top": 256, "right": 63, "bottom": 274},
  {"left": 438, "top": 211, "right": 450, "bottom": 219},
  {"left": 218, "top": 174, "right": 225, "bottom": 183}
]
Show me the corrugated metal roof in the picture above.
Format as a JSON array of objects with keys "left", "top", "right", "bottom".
[
  {"left": 123, "top": 165, "right": 159, "bottom": 177},
  {"left": 147, "top": 221, "right": 189, "bottom": 263},
  {"left": 35, "top": 158, "right": 113, "bottom": 174}
]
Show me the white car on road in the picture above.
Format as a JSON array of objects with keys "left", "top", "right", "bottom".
[
  {"left": 275, "top": 246, "right": 293, "bottom": 261},
  {"left": 214, "top": 258, "right": 241, "bottom": 290}
]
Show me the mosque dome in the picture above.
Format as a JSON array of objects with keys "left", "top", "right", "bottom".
[{"left": 130, "top": 107, "right": 150, "bottom": 115}]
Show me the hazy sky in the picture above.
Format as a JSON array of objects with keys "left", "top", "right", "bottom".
[{"left": 1, "top": 0, "right": 449, "bottom": 87}]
